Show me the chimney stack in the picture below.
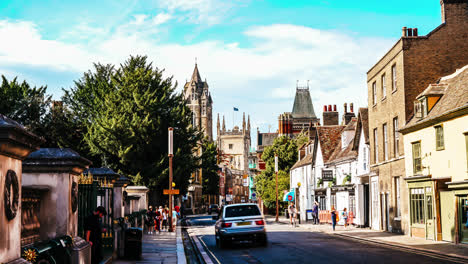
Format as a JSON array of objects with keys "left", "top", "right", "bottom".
[
  {"left": 323, "top": 105, "right": 327, "bottom": 112},
  {"left": 333, "top": 105, "right": 337, "bottom": 112},
  {"left": 350, "top": 103, "right": 354, "bottom": 113},
  {"left": 402, "top": 27, "right": 407, "bottom": 37},
  {"left": 323, "top": 103, "right": 339, "bottom": 126},
  {"left": 344, "top": 103, "right": 348, "bottom": 113},
  {"left": 413, "top": 28, "right": 418, "bottom": 36},
  {"left": 407, "top": 28, "right": 413, "bottom": 37},
  {"left": 342, "top": 102, "right": 356, "bottom": 125}
]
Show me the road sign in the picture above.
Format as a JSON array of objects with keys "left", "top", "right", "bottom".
[{"left": 163, "top": 189, "right": 180, "bottom": 195}]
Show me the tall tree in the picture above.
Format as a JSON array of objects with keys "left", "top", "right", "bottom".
[
  {"left": 201, "top": 139, "right": 219, "bottom": 195},
  {"left": 0, "top": 75, "right": 51, "bottom": 137},
  {"left": 255, "top": 136, "right": 298, "bottom": 209},
  {"left": 72, "top": 56, "right": 202, "bottom": 203}
]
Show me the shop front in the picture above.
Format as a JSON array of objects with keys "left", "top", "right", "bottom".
[{"left": 446, "top": 181, "right": 468, "bottom": 244}]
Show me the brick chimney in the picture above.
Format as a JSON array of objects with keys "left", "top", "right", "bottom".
[
  {"left": 441, "top": 0, "right": 468, "bottom": 24},
  {"left": 323, "top": 104, "right": 339, "bottom": 126},
  {"left": 342, "top": 102, "right": 356, "bottom": 125}
]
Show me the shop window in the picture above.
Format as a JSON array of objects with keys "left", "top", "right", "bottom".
[
  {"left": 331, "top": 194, "right": 337, "bottom": 209},
  {"left": 319, "top": 196, "right": 327, "bottom": 210},
  {"left": 410, "top": 188, "right": 425, "bottom": 224},
  {"left": 435, "top": 125, "right": 444, "bottom": 150},
  {"left": 412, "top": 141, "right": 422, "bottom": 174},
  {"left": 349, "top": 195, "right": 356, "bottom": 214}
]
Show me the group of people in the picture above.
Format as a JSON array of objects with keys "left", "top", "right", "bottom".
[
  {"left": 146, "top": 205, "right": 179, "bottom": 234},
  {"left": 331, "top": 207, "right": 349, "bottom": 231},
  {"left": 288, "top": 201, "right": 350, "bottom": 231}
]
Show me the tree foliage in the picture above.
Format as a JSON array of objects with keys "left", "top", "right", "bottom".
[
  {"left": 0, "top": 75, "right": 51, "bottom": 137},
  {"left": 65, "top": 56, "right": 202, "bottom": 203},
  {"left": 201, "top": 139, "right": 219, "bottom": 195},
  {"left": 255, "top": 135, "right": 298, "bottom": 210}
]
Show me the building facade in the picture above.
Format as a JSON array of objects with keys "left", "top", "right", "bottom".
[
  {"left": 400, "top": 65, "right": 468, "bottom": 243},
  {"left": 217, "top": 113, "right": 251, "bottom": 204},
  {"left": 367, "top": 0, "right": 468, "bottom": 234},
  {"left": 183, "top": 63, "right": 213, "bottom": 213}
]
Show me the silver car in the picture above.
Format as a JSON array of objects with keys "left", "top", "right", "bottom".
[{"left": 213, "top": 203, "right": 267, "bottom": 248}]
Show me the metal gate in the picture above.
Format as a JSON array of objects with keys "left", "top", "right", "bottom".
[{"left": 77, "top": 174, "right": 114, "bottom": 250}]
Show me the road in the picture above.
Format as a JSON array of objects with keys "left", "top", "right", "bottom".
[{"left": 186, "top": 215, "right": 465, "bottom": 264}]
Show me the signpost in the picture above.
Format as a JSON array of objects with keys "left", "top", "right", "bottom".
[
  {"left": 275, "top": 154, "right": 279, "bottom": 222},
  {"left": 168, "top": 127, "right": 174, "bottom": 232},
  {"left": 164, "top": 189, "right": 180, "bottom": 195}
]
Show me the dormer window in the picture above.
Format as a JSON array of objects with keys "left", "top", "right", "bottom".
[{"left": 414, "top": 97, "right": 428, "bottom": 119}]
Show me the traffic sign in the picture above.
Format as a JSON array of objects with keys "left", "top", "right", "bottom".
[{"left": 163, "top": 189, "right": 180, "bottom": 195}]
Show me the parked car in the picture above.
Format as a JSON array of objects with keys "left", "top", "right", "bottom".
[
  {"left": 213, "top": 203, "right": 267, "bottom": 248},
  {"left": 208, "top": 204, "right": 220, "bottom": 214}
]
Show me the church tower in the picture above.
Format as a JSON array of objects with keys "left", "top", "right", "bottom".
[{"left": 184, "top": 63, "right": 213, "bottom": 140}]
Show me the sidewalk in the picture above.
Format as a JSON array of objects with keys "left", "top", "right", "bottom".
[
  {"left": 265, "top": 215, "right": 468, "bottom": 261},
  {"left": 113, "top": 226, "right": 186, "bottom": 264}
]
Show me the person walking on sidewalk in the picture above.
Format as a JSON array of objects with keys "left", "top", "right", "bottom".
[
  {"left": 162, "top": 208, "right": 168, "bottom": 231},
  {"left": 342, "top": 208, "right": 349, "bottom": 229},
  {"left": 331, "top": 206, "right": 338, "bottom": 231},
  {"left": 288, "top": 202, "right": 297, "bottom": 227},
  {"left": 85, "top": 206, "right": 106, "bottom": 264},
  {"left": 146, "top": 206, "right": 156, "bottom": 234},
  {"left": 155, "top": 207, "right": 161, "bottom": 233},
  {"left": 172, "top": 207, "right": 178, "bottom": 230},
  {"left": 312, "top": 201, "right": 319, "bottom": 225}
]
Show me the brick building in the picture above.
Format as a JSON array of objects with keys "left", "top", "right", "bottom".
[{"left": 367, "top": 0, "right": 468, "bottom": 234}]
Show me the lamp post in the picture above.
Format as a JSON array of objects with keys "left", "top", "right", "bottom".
[
  {"left": 168, "top": 127, "right": 174, "bottom": 232},
  {"left": 275, "top": 154, "right": 279, "bottom": 222}
]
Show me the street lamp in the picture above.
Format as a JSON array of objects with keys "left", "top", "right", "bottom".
[
  {"left": 168, "top": 127, "right": 174, "bottom": 232},
  {"left": 275, "top": 154, "right": 279, "bottom": 222}
]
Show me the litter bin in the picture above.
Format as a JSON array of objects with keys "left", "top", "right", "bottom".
[
  {"left": 124, "top": 227, "right": 142, "bottom": 260},
  {"left": 284, "top": 209, "right": 289, "bottom": 219}
]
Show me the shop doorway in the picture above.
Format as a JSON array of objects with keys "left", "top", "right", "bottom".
[
  {"left": 364, "top": 184, "right": 369, "bottom": 227},
  {"left": 460, "top": 196, "right": 468, "bottom": 244},
  {"left": 440, "top": 191, "right": 454, "bottom": 242}
]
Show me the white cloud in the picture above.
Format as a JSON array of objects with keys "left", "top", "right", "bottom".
[
  {"left": 156, "top": 0, "right": 241, "bottom": 25},
  {"left": 153, "top": 12, "right": 172, "bottom": 25},
  {"left": 0, "top": 20, "right": 393, "bottom": 133}
]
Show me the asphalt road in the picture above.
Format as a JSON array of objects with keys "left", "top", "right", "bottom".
[{"left": 186, "top": 215, "right": 465, "bottom": 264}]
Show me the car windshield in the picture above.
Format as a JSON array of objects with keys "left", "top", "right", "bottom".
[
  {"left": 224, "top": 205, "right": 261, "bottom": 218},
  {"left": 210, "top": 205, "right": 218, "bottom": 208}
]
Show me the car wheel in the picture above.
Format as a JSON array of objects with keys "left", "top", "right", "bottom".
[{"left": 257, "top": 235, "right": 268, "bottom": 247}]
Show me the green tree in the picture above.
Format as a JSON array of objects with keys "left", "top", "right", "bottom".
[
  {"left": 201, "top": 139, "right": 219, "bottom": 195},
  {"left": 255, "top": 136, "right": 298, "bottom": 210},
  {"left": 0, "top": 76, "right": 51, "bottom": 137},
  {"left": 72, "top": 56, "right": 202, "bottom": 203}
]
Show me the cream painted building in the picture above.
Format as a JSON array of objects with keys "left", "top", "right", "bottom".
[{"left": 400, "top": 65, "right": 468, "bottom": 243}]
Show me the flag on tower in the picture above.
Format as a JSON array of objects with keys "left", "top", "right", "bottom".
[{"left": 233, "top": 107, "right": 239, "bottom": 111}]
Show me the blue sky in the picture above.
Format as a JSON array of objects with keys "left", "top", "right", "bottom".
[{"left": 0, "top": 0, "right": 444, "bottom": 139}]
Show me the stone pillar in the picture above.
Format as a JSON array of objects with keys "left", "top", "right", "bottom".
[
  {"left": 0, "top": 115, "right": 43, "bottom": 263},
  {"left": 22, "top": 148, "right": 91, "bottom": 240}
]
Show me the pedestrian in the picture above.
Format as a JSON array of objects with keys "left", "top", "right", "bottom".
[
  {"left": 85, "top": 206, "right": 107, "bottom": 264},
  {"left": 146, "top": 206, "right": 156, "bottom": 234},
  {"left": 342, "top": 208, "right": 349, "bottom": 229},
  {"left": 172, "top": 207, "right": 178, "bottom": 230},
  {"left": 312, "top": 201, "right": 319, "bottom": 225},
  {"left": 331, "top": 206, "right": 338, "bottom": 231},
  {"left": 175, "top": 205, "right": 180, "bottom": 219},
  {"left": 288, "top": 202, "right": 297, "bottom": 227},
  {"left": 155, "top": 207, "right": 161, "bottom": 233},
  {"left": 162, "top": 208, "right": 168, "bottom": 231}
]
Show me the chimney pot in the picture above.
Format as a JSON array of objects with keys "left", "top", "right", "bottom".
[
  {"left": 407, "top": 28, "right": 413, "bottom": 37},
  {"left": 402, "top": 27, "right": 407, "bottom": 37},
  {"left": 328, "top": 105, "right": 332, "bottom": 111},
  {"left": 344, "top": 103, "right": 347, "bottom": 113},
  {"left": 413, "top": 28, "right": 418, "bottom": 36},
  {"left": 350, "top": 103, "right": 354, "bottom": 113},
  {"left": 324, "top": 105, "right": 327, "bottom": 112},
  {"left": 333, "top": 105, "right": 337, "bottom": 112}
]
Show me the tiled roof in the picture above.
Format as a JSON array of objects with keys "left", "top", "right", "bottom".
[
  {"left": 403, "top": 64, "right": 468, "bottom": 131},
  {"left": 291, "top": 153, "right": 314, "bottom": 170},
  {"left": 316, "top": 126, "right": 345, "bottom": 163},
  {"left": 327, "top": 121, "right": 357, "bottom": 164},
  {"left": 292, "top": 88, "right": 316, "bottom": 119}
]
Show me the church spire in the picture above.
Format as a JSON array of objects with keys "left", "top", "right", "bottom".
[
  {"left": 247, "top": 115, "right": 251, "bottom": 132},
  {"left": 242, "top": 112, "right": 246, "bottom": 133},
  {"left": 191, "top": 60, "right": 202, "bottom": 83},
  {"left": 222, "top": 115, "right": 226, "bottom": 132},
  {"left": 217, "top": 113, "right": 220, "bottom": 134}
]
